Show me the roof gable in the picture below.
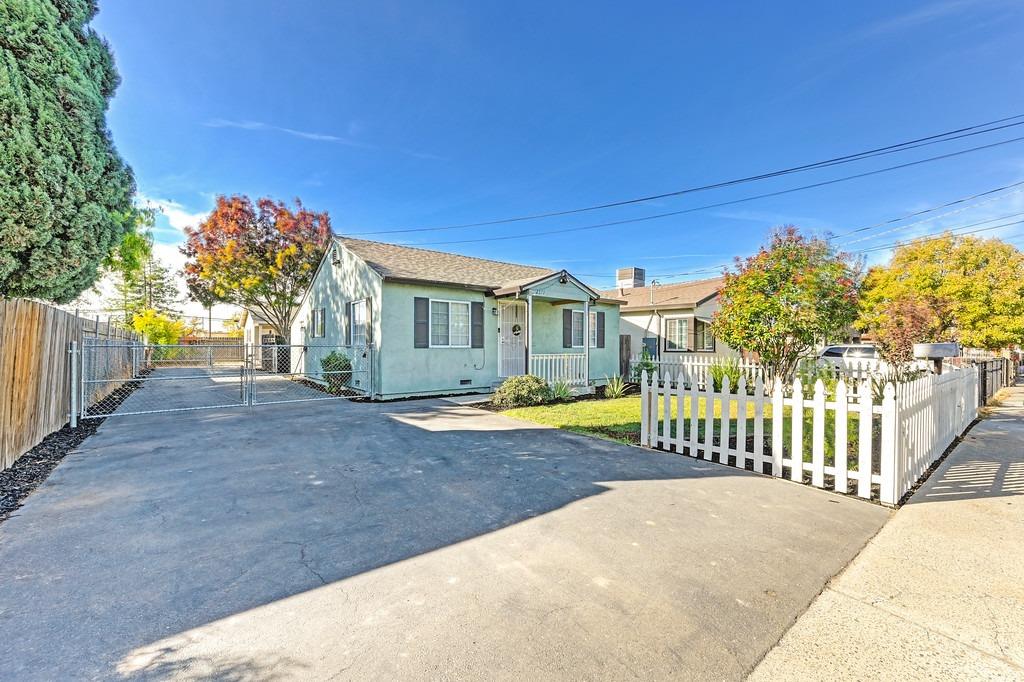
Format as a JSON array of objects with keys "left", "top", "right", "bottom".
[{"left": 492, "top": 270, "right": 600, "bottom": 299}]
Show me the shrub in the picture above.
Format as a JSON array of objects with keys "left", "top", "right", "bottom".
[
  {"left": 604, "top": 374, "right": 627, "bottom": 399},
  {"left": 493, "top": 375, "right": 551, "bottom": 409},
  {"left": 631, "top": 346, "right": 657, "bottom": 380},
  {"left": 549, "top": 380, "right": 573, "bottom": 402},
  {"left": 132, "top": 308, "right": 186, "bottom": 345},
  {"left": 870, "top": 366, "right": 927, "bottom": 402},
  {"left": 321, "top": 351, "right": 353, "bottom": 395},
  {"left": 709, "top": 358, "right": 743, "bottom": 392}
]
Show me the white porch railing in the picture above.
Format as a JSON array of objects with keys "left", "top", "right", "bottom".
[{"left": 532, "top": 353, "right": 587, "bottom": 386}]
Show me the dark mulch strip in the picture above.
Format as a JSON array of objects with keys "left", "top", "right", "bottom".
[
  {"left": 0, "top": 421, "right": 102, "bottom": 524},
  {"left": 0, "top": 370, "right": 152, "bottom": 526}
]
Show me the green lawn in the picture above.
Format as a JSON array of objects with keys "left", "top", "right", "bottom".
[
  {"left": 503, "top": 395, "right": 762, "bottom": 444},
  {"left": 503, "top": 396, "right": 657, "bottom": 443},
  {"left": 501, "top": 395, "right": 879, "bottom": 473}
]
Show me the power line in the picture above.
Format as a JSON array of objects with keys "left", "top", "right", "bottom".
[
  {"left": 405, "top": 135, "right": 1024, "bottom": 247},
  {"left": 831, "top": 179, "right": 1024, "bottom": 243},
  {"left": 856, "top": 217, "right": 1024, "bottom": 254},
  {"left": 573, "top": 179, "right": 1024, "bottom": 278},
  {"left": 348, "top": 113, "right": 1024, "bottom": 236},
  {"left": 839, "top": 188, "right": 1024, "bottom": 247},
  {"left": 633, "top": 212, "right": 1024, "bottom": 282}
]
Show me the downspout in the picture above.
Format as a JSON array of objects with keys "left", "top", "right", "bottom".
[
  {"left": 583, "top": 297, "right": 591, "bottom": 386},
  {"left": 526, "top": 292, "right": 534, "bottom": 375},
  {"left": 650, "top": 280, "right": 661, "bottom": 357}
]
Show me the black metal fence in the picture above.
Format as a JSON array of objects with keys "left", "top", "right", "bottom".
[{"left": 973, "top": 358, "right": 1013, "bottom": 406}]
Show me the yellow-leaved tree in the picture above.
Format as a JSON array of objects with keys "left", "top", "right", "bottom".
[
  {"left": 858, "top": 233, "right": 1024, "bottom": 352},
  {"left": 131, "top": 309, "right": 187, "bottom": 345}
]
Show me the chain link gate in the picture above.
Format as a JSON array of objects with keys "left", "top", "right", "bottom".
[
  {"left": 249, "top": 344, "right": 372, "bottom": 405},
  {"left": 74, "top": 341, "right": 372, "bottom": 420}
]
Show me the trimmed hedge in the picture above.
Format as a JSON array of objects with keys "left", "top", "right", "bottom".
[{"left": 493, "top": 375, "right": 551, "bottom": 409}]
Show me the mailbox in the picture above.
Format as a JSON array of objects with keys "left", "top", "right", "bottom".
[
  {"left": 913, "top": 342, "right": 959, "bottom": 374},
  {"left": 913, "top": 343, "right": 959, "bottom": 359}
]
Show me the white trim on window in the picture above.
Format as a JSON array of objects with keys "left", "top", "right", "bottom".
[
  {"left": 571, "top": 309, "right": 599, "bottom": 348},
  {"left": 695, "top": 318, "right": 715, "bottom": 352},
  {"left": 571, "top": 310, "right": 584, "bottom": 348},
  {"left": 350, "top": 299, "right": 367, "bottom": 348},
  {"left": 312, "top": 308, "right": 326, "bottom": 338},
  {"left": 429, "top": 298, "right": 472, "bottom": 348},
  {"left": 662, "top": 315, "right": 689, "bottom": 352}
]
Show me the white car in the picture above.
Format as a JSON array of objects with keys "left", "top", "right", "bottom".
[{"left": 819, "top": 344, "right": 882, "bottom": 369}]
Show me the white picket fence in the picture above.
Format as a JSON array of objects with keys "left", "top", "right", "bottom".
[
  {"left": 629, "top": 354, "right": 764, "bottom": 384},
  {"left": 639, "top": 366, "right": 980, "bottom": 505},
  {"left": 629, "top": 353, "right": 889, "bottom": 386},
  {"left": 532, "top": 353, "right": 588, "bottom": 386}
]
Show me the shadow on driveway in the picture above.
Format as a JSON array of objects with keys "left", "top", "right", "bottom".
[{"left": 0, "top": 399, "right": 889, "bottom": 680}]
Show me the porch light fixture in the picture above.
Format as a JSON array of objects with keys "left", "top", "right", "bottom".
[{"left": 492, "top": 307, "right": 498, "bottom": 316}]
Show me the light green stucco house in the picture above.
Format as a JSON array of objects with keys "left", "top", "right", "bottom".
[{"left": 291, "top": 237, "right": 624, "bottom": 400}]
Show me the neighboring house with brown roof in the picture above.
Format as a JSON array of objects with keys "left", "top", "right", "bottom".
[
  {"left": 599, "top": 267, "right": 739, "bottom": 361},
  {"left": 289, "top": 237, "right": 624, "bottom": 399}
]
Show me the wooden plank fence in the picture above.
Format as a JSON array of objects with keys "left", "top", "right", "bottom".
[
  {"left": 0, "top": 299, "right": 137, "bottom": 471},
  {"left": 639, "top": 365, "right": 982, "bottom": 505}
]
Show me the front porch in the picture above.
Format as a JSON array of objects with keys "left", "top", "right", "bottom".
[{"left": 494, "top": 271, "right": 607, "bottom": 388}]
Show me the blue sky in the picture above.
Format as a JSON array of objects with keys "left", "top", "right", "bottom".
[{"left": 93, "top": 0, "right": 1024, "bottom": 293}]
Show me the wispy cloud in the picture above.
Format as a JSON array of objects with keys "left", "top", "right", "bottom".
[
  {"left": 137, "top": 194, "right": 210, "bottom": 234},
  {"left": 841, "top": 185, "right": 1024, "bottom": 266},
  {"left": 855, "top": 0, "right": 995, "bottom": 40},
  {"left": 204, "top": 118, "right": 368, "bottom": 148},
  {"left": 204, "top": 118, "right": 444, "bottom": 160}
]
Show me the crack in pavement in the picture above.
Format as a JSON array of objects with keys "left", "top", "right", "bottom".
[{"left": 282, "top": 541, "right": 327, "bottom": 586}]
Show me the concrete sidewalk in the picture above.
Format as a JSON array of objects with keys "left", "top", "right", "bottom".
[{"left": 750, "top": 386, "right": 1024, "bottom": 681}]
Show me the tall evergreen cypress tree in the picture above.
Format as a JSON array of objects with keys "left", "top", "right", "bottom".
[{"left": 0, "top": 0, "right": 136, "bottom": 302}]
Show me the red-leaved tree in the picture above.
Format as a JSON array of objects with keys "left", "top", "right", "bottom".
[
  {"left": 182, "top": 196, "right": 331, "bottom": 338},
  {"left": 712, "top": 226, "right": 861, "bottom": 386},
  {"left": 865, "top": 295, "right": 944, "bottom": 366}
]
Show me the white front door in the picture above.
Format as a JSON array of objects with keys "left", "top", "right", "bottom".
[{"left": 499, "top": 302, "right": 527, "bottom": 377}]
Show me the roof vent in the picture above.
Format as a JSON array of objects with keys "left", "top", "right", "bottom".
[{"left": 616, "top": 267, "right": 645, "bottom": 289}]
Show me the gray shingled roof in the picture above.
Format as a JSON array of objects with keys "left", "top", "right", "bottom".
[{"left": 337, "top": 237, "right": 556, "bottom": 290}]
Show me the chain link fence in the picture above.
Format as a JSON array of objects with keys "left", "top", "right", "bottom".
[
  {"left": 76, "top": 343, "right": 372, "bottom": 419},
  {"left": 251, "top": 344, "right": 372, "bottom": 405}
]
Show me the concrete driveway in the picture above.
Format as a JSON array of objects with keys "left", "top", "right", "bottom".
[{"left": 0, "top": 395, "right": 889, "bottom": 680}]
